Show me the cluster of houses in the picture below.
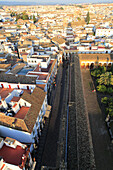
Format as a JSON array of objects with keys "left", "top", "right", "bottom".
[
  {"left": 0, "top": 3, "right": 113, "bottom": 169},
  {"left": 0, "top": 6, "right": 64, "bottom": 170}
]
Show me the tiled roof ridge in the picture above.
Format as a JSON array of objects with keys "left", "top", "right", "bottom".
[
  {"left": 0, "top": 113, "right": 28, "bottom": 132},
  {"left": 22, "top": 87, "right": 46, "bottom": 132}
]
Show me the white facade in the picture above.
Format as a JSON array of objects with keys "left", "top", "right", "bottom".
[
  {"left": 96, "top": 28, "right": 113, "bottom": 37},
  {"left": 0, "top": 85, "right": 48, "bottom": 153},
  {"left": 0, "top": 82, "right": 36, "bottom": 90},
  {"left": 27, "top": 54, "right": 51, "bottom": 67}
]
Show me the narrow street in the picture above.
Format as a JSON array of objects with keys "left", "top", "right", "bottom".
[{"left": 36, "top": 63, "right": 67, "bottom": 169}]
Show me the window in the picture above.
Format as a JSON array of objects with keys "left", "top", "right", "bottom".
[
  {"left": 36, "top": 122, "right": 38, "bottom": 127},
  {"left": 41, "top": 108, "right": 43, "bottom": 113},
  {"left": 33, "top": 130, "right": 35, "bottom": 136}
]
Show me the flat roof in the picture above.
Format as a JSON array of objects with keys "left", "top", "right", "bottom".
[
  {"left": 41, "top": 60, "right": 54, "bottom": 72},
  {"left": 11, "top": 96, "right": 20, "bottom": 102},
  {"left": 0, "top": 143, "right": 26, "bottom": 166},
  {"left": 27, "top": 72, "right": 48, "bottom": 80},
  {"left": 14, "top": 106, "right": 30, "bottom": 119},
  {"left": 33, "top": 60, "right": 54, "bottom": 73},
  {"left": 36, "top": 84, "right": 46, "bottom": 90}
]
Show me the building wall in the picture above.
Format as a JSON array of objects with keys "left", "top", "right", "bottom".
[
  {"left": 0, "top": 82, "right": 36, "bottom": 90},
  {"left": 96, "top": 28, "right": 113, "bottom": 37}
]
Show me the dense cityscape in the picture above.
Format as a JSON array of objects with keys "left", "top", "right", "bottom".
[{"left": 0, "top": 2, "right": 113, "bottom": 170}]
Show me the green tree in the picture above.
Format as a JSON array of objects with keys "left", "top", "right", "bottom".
[
  {"left": 61, "top": 7, "right": 64, "bottom": 10},
  {"left": 86, "top": 11, "right": 90, "bottom": 24},
  {"left": 101, "top": 66, "right": 106, "bottom": 73},
  {"left": 107, "top": 107, "right": 113, "bottom": 117},
  {"left": 22, "top": 14, "right": 29, "bottom": 20},
  {"left": 98, "top": 72, "right": 112, "bottom": 86},
  {"left": 107, "top": 87, "right": 113, "bottom": 93},
  {"left": 97, "top": 85, "right": 107, "bottom": 93},
  {"left": 91, "top": 69, "right": 101, "bottom": 77},
  {"left": 77, "top": 17, "right": 81, "bottom": 21},
  {"left": 98, "top": 74, "right": 105, "bottom": 85},
  {"left": 101, "top": 97, "right": 108, "bottom": 105},
  {"left": 111, "top": 64, "right": 113, "bottom": 73},
  {"left": 16, "top": 14, "right": 22, "bottom": 21},
  {"left": 10, "top": 12, "right": 16, "bottom": 17},
  {"left": 17, "top": 25, "right": 21, "bottom": 29},
  {"left": 110, "top": 75, "right": 113, "bottom": 85},
  {"left": 33, "top": 15, "right": 36, "bottom": 23}
]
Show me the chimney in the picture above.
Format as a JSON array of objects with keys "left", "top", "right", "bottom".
[
  {"left": 31, "top": 88, "right": 33, "bottom": 93},
  {"left": 39, "top": 64, "right": 41, "bottom": 71}
]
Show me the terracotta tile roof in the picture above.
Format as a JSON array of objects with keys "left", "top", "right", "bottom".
[
  {"left": 0, "top": 74, "right": 37, "bottom": 84},
  {"left": 52, "top": 37, "right": 65, "bottom": 44},
  {"left": 14, "top": 107, "right": 30, "bottom": 119},
  {"left": 0, "top": 64, "right": 11, "bottom": 69},
  {"left": 0, "top": 86, "right": 46, "bottom": 133},
  {"left": 0, "top": 88, "right": 13, "bottom": 99},
  {"left": 0, "top": 112, "right": 28, "bottom": 132},
  {"left": 22, "top": 87, "right": 46, "bottom": 133}
]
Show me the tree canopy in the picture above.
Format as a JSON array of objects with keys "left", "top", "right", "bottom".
[
  {"left": 16, "top": 13, "right": 29, "bottom": 21},
  {"left": 86, "top": 11, "right": 90, "bottom": 24},
  {"left": 33, "top": 15, "right": 36, "bottom": 23}
]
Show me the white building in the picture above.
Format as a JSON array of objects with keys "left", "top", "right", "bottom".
[
  {"left": 0, "top": 137, "right": 33, "bottom": 170},
  {"left": 27, "top": 54, "right": 51, "bottom": 67},
  {"left": 0, "top": 84, "right": 50, "bottom": 152},
  {"left": 96, "top": 27, "right": 113, "bottom": 37}
]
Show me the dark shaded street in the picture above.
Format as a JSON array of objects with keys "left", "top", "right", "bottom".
[{"left": 41, "top": 64, "right": 67, "bottom": 168}]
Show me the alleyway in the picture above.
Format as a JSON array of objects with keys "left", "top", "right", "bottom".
[{"left": 40, "top": 64, "right": 67, "bottom": 168}]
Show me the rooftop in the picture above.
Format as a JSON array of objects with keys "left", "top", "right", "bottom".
[
  {"left": 79, "top": 54, "right": 113, "bottom": 62},
  {"left": 0, "top": 86, "right": 46, "bottom": 133},
  {"left": 14, "top": 106, "right": 30, "bottom": 119},
  {"left": 27, "top": 72, "right": 48, "bottom": 80},
  {"left": 0, "top": 141, "right": 26, "bottom": 166},
  {"left": 11, "top": 96, "right": 21, "bottom": 103},
  {"left": 0, "top": 88, "right": 13, "bottom": 99}
]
